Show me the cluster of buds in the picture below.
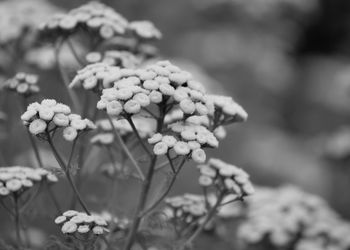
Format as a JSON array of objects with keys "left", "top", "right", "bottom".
[
  {"left": 92, "top": 211, "right": 130, "bottom": 234},
  {"left": 21, "top": 99, "right": 95, "bottom": 141},
  {"left": 128, "top": 21, "right": 162, "bottom": 41},
  {"left": 207, "top": 95, "right": 248, "bottom": 129},
  {"left": 69, "top": 63, "right": 121, "bottom": 92},
  {"left": 197, "top": 158, "right": 254, "bottom": 197},
  {"left": 148, "top": 123, "right": 219, "bottom": 163},
  {"left": 164, "top": 194, "right": 207, "bottom": 229},
  {"left": 86, "top": 51, "right": 142, "bottom": 69},
  {"left": 55, "top": 210, "right": 109, "bottom": 237},
  {"left": 237, "top": 186, "right": 350, "bottom": 250},
  {"left": 0, "top": 166, "right": 58, "bottom": 197},
  {"left": 39, "top": 1, "right": 128, "bottom": 41},
  {"left": 2, "top": 73, "right": 40, "bottom": 97},
  {"left": 97, "top": 60, "right": 213, "bottom": 118}
]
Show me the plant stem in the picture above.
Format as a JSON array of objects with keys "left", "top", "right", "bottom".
[
  {"left": 66, "top": 38, "right": 85, "bottom": 67},
  {"left": 123, "top": 156, "right": 157, "bottom": 250},
  {"left": 107, "top": 115, "right": 145, "bottom": 181},
  {"left": 126, "top": 116, "right": 152, "bottom": 157},
  {"left": 140, "top": 157, "right": 186, "bottom": 217},
  {"left": 14, "top": 195, "right": 22, "bottom": 248},
  {"left": 184, "top": 193, "right": 225, "bottom": 246},
  {"left": 46, "top": 132, "right": 90, "bottom": 215}
]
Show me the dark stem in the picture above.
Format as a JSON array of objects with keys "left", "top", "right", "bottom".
[
  {"left": 126, "top": 116, "right": 152, "bottom": 157},
  {"left": 14, "top": 194, "right": 22, "bottom": 248}
]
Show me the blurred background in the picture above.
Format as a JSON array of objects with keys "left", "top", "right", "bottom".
[{"left": 2, "top": 0, "right": 350, "bottom": 248}]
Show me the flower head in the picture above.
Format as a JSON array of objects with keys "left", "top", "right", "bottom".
[{"left": 3, "top": 73, "right": 40, "bottom": 97}]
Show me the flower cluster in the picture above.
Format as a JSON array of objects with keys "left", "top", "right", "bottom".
[
  {"left": 2, "top": 73, "right": 40, "bottom": 97},
  {"left": 86, "top": 51, "right": 142, "bottom": 69},
  {"left": 164, "top": 194, "right": 207, "bottom": 228},
  {"left": 197, "top": 158, "right": 254, "bottom": 197},
  {"left": 39, "top": 1, "right": 128, "bottom": 41},
  {"left": 92, "top": 211, "right": 130, "bottom": 234},
  {"left": 128, "top": 21, "right": 162, "bottom": 41},
  {"left": 207, "top": 95, "right": 248, "bottom": 128},
  {"left": 0, "top": 166, "right": 58, "bottom": 197},
  {"left": 55, "top": 210, "right": 109, "bottom": 237},
  {"left": 21, "top": 99, "right": 95, "bottom": 141},
  {"left": 69, "top": 63, "right": 122, "bottom": 92},
  {"left": 0, "top": 0, "right": 60, "bottom": 45},
  {"left": 97, "top": 60, "right": 213, "bottom": 118},
  {"left": 237, "top": 186, "right": 350, "bottom": 250},
  {"left": 148, "top": 123, "right": 219, "bottom": 163}
]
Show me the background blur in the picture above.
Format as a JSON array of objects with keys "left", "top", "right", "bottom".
[{"left": 2, "top": 0, "right": 350, "bottom": 248}]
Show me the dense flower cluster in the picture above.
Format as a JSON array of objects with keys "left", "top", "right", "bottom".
[
  {"left": 21, "top": 99, "right": 95, "bottom": 141},
  {"left": 165, "top": 194, "right": 207, "bottom": 228},
  {"left": 2, "top": 73, "right": 40, "bottom": 97},
  {"left": 97, "top": 60, "right": 213, "bottom": 118},
  {"left": 86, "top": 51, "right": 142, "bottom": 69},
  {"left": 207, "top": 95, "right": 248, "bottom": 128},
  {"left": 0, "top": 166, "right": 58, "bottom": 197},
  {"left": 69, "top": 63, "right": 122, "bottom": 92},
  {"left": 0, "top": 0, "right": 60, "bottom": 45},
  {"left": 237, "top": 186, "right": 350, "bottom": 250},
  {"left": 39, "top": 1, "right": 128, "bottom": 41},
  {"left": 148, "top": 122, "right": 218, "bottom": 163},
  {"left": 197, "top": 158, "right": 254, "bottom": 197},
  {"left": 55, "top": 210, "right": 109, "bottom": 236}
]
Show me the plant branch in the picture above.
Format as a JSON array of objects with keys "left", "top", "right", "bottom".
[{"left": 126, "top": 116, "right": 152, "bottom": 157}]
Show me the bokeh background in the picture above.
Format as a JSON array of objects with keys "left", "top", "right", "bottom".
[{"left": 2, "top": 0, "right": 350, "bottom": 249}]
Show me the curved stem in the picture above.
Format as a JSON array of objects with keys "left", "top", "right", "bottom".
[
  {"left": 46, "top": 132, "right": 90, "bottom": 214},
  {"left": 14, "top": 195, "right": 22, "bottom": 248},
  {"left": 123, "top": 156, "right": 158, "bottom": 250},
  {"left": 126, "top": 116, "right": 152, "bottom": 157},
  {"left": 140, "top": 157, "right": 186, "bottom": 217},
  {"left": 184, "top": 193, "right": 225, "bottom": 246},
  {"left": 66, "top": 38, "right": 85, "bottom": 67},
  {"left": 107, "top": 115, "right": 145, "bottom": 181}
]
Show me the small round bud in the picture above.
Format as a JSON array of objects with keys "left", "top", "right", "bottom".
[{"left": 29, "top": 119, "right": 47, "bottom": 135}]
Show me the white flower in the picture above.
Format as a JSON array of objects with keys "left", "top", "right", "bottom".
[
  {"left": 149, "top": 90, "right": 163, "bottom": 103},
  {"left": 92, "top": 226, "right": 105, "bottom": 235},
  {"left": 179, "top": 99, "right": 196, "bottom": 114},
  {"left": 116, "top": 88, "right": 133, "bottom": 100},
  {"left": 143, "top": 80, "right": 159, "bottom": 90},
  {"left": 41, "top": 99, "right": 57, "bottom": 107},
  {"left": 188, "top": 141, "right": 201, "bottom": 150},
  {"left": 173, "top": 88, "right": 188, "bottom": 102},
  {"left": 148, "top": 133, "right": 163, "bottom": 144},
  {"left": 53, "top": 103, "right": 71, "bottom": 114},
  {"left": 70, "top": 119, "right": 87, "bottom": 130},
  {"left": 83, "top": 76, "right": 98, "bottom": 89},
  {"left": 21, "top": 109, "right": 37, "bottom": 121},
  {"left": 0, "top": 187, "right": 10, "bottom": 196},
  {"left": 162, "top": 135, "right": 177, "bottom": 147},
  {"left": 53, "top": 114, "right": 69, "bottom": 127},
  {"left": 54, "top": 216, "right": 67, "bottom": 224},
  {"left": 77, "top": 225, "right": 90, "bottom": 233},
  {"left": 133, "top": 93, "right": 150, "bottom": 107},
  {"left": 191, "top": 149, "right": 206, "bottom": 163},
  {"left": 6, "top": 179, "right": 22, "bottom": 192},
  {"left": 169, "top": 72, "right": 191, "bottom": 85},
  {"left": 159, "top": 83, "right": 175, "bottom": 96},
  {"left": 181, "top": 130, "right": 197, "bottom": 141},
  {"left": 124, "top": 100, "right": 141, "bottom": 114},
  {"left": 63, "top": 127, "right": 78, "bottom": 141},
  {"left": 153, "top": 142, "right": 168, "bottom": 155},
  {"left": 29, "top": 119, "right": 47, "bottom": 135},
  {"left": 63, "top": 210, "right": 79, "bottom": 217},
  {"left": 195, "top": 103, "right": 208, "bottom": 115},
  {"left": 106, "top": 101, "right": 123, "bottom": 116},
  {"left": 198, "top": 175, "right": 213, "bottom": 186},
  {"left": 173, "top": 141, "right": 190, "bottom": 155},
  {"left": 39, "top": 107, "right": 54, "bottom": 121},
  {"left": 61, "top": 221, "right": 78, "bottom": 234}
]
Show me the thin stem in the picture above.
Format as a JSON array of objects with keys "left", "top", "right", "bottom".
[
  {"left": 46, "top": 132, "right": 90, "bottom": 215},
  {"left": 66, "top": 38, "right": 85, "bottom": 67},
  {"left": 55, "top": 39, "right": 80, "bottom": 112},
  {"left": 126, "top": 116, "right": 152, "bottom": 157},
  {"left": 14, "top": 195, "right": 22, "bottom": 248},
  {"left": 107, "top": 115, "right": 145, "bottom": 181},
  {"left": 140, "top": 157, "right": 187, "bottom": 217},
  {"left": 184, "top": 193, "right": 225, "bottom": 246},
  {"left": 123, "top": 156, "right": 157, "bottom": 250},
  {"left": 0, "top": 199, "right": 15, "bottom": 217}
]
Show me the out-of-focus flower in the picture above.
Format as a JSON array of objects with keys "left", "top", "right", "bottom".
[
  {"left": 198, "top": 158, "right": 254, "bottom": 197},
  {"left": 21, "top": 99, "right": 95, "bottom": 141},
  {"left": 128, "top": 21, "right": 162, "bottom": 41},
  {"left": 324, "top": 127, "right": 350, "bottom": 162},
  {"left": 39, "top": 1, "right": 128, "bottom": 41},
  {"left": 0, "top": 166, "right": 57, "bottom": 197},
  {"left": 55, "top": 210, "right": 109, "bottom": 237},
  {"left": 2, "top": 73, "right": 40, "bottom": 97},
  {"left": 236, "top": 186, "right": 350, "bottom": 250},
  {"left": 86, "top": 50, "right": 142, "bottom": 69}
]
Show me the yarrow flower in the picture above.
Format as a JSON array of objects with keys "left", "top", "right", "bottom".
[
  {"left": 96, "top": 61, "right": 213, "bottom": 121},
  {"left": 164, "top": 194, "right": 207, "bottom": 228},
  {"left": 21, "top": 99, "right": 95, "bottom": 141},
  {"left": 2, "top": 73, "right": 40, "bottom": 97},
  {"left": 236, "top": 186, "right": 350, "bottom": 250},
  {"left": 39, "top": 2, "right": 128, "bottom": 41},
  {"left": 55, "top": 210, "right": 109, "bottom": 237},
  {"left": 0, "top": 166, "right": 57, "bottom": 197},
  {"left": 197, "top": 158, "right": 254, "bottom": 197}
]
